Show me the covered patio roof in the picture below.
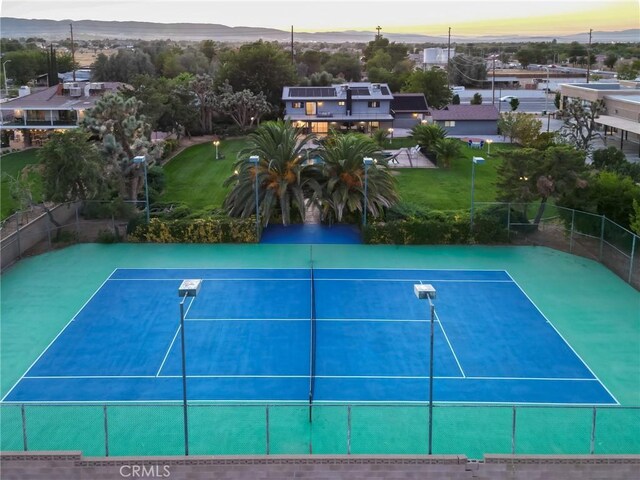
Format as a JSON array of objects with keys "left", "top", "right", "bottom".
[{"left": 594, "top": 115, "right": 640, "bottom": 135}]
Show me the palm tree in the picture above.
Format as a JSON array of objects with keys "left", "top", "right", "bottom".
[
  {"left": 223, "top": 120, "right": 318, "bottom": 226},
  {"left": 316, "top": 133, "right": 398, "bottom": 223},
  {"left": 409, "top": 123, "right": 447, "bottom": 153},
  {"left": 432, "top": 138, "right": 463, "bottom": 169}
]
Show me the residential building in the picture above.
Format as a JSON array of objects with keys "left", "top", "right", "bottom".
[
  {"left": 426, "top": 104, "right": 500, "bottom": 135},
  {"left": 390, "top": 93, "right": 429, "bottom": 129},
  {"left": 282, "top": 83, "right": 394, "bottom": 134},
  {"left": 0, "top": 81, "right": 122, "bottom": 147},
  {"left": 560, "top": 81, "right": 640, "bottom": 158}
]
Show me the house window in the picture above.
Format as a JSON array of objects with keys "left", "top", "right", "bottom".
[
  {"left": 444, "top": 121, "right": 456, "bottom": 127},
  {"left": 292, "top": 102, "right": 303, "bottom": 108},
  {"left": 368, "top": 101, "right": 380, "bottom": 108},
  {"left": 305, "top": 102, "right": 317, "bottom": 115},
  {"left": 338, "top": 101, "right": 345, "bottom": 106}
]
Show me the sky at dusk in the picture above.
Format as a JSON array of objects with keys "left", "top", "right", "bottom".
[{"left": 1, "top": 0, "right": 638, "bottom": 36}]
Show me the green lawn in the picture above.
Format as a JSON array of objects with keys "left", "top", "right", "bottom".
[
  {"left": 159, "top": 138, "right": 245, "bottom": 212},
  {"left": 0, "top": 149, "right": 43, "bottom": 219}
]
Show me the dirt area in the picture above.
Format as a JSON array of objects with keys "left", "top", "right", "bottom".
[{"left": 74, "top": 49, "right": 119, "bottom": 68}]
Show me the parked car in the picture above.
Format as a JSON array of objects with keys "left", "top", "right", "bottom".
[{"left": 500, "top": 95, "right": 518, "bottom": 102}]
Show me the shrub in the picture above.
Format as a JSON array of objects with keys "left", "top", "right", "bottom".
[
  {"left": 130, "top": 216, "right": 258, "bottom": 243},
  {"left": 96, "top": 228, "right": 119, "bottom": 244}
]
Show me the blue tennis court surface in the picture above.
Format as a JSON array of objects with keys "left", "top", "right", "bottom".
[{"left": 3, "top": 268, "right": 617, "bottom": 405}]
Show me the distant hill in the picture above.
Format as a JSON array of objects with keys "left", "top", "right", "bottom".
[{"left": 1, "top": 17, "right": 638, "bottom": 44}]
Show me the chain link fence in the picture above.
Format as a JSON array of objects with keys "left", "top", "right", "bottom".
[
  {"left": 477, "top": 202, "right": 640, "bottom": 289},
  {"left": 0, "top": 403, "right": 638, "bottom": 458}
]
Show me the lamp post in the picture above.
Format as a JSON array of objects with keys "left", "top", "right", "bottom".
[
  {"left": 362, "top": 157, "right": 374, "bottom": 227},
  {"left": 486, "top": 139, "right": 493, "bottom": 157},
  {"left": 388, "top": 128, "right": 394, "bottom": 145},
  {"left": 543, "top": 66, "right": 550, "bottom": 115},
  {"left": 178, "top": 279, "right": 202, "bottom": 456},
  {"left": 2, "top": 59, "right": 11, "bottom": 96},
  {"left": 132, "top": 155, "right": 150, "bottom": 224},
  {"left": 413, "top": 283, "right": 437, "bottom": 455},
  {"left": 248, "top": 155, "right": 260, "bottom": 240},
  {"left": 470, "top": 156, "right": 485, "bottom": 231},
  {"left": 213, "top": 140, "right": 220, "bottom": 160}
]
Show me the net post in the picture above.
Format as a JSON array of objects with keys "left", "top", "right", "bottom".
[
  {"left": 46, "top": 213, "right": 52, "bottom": 250},
  {"left": 590, "top": 407, "right": 597, "bottom": 455},
  {"left": 21, "top": 404, "right": 28, "bottom": 452},
  {"left": 15, "top": 215, "right": 22, "bottom": 258},
  {"left": 265, "top": 405, "right": 270, "bottom": 455},
  {"left": 103, "top": 405, "right": 110, "bottom": 457},
  {"left": 347, "top": 405, "right": 352, "bottom": 455},
  {"left": 511, "top": 406, "right": 517, "bottom": 455}
]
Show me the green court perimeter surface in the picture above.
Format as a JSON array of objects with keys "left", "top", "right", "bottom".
[{"left": 1, "top": 244, "right": 639, "bottom": 458}]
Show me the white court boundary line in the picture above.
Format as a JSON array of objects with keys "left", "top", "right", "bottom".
[
  {"left": 504, "top": 271, "right": 620, "bottom": 406},
  {"left": 1, "top": 268, "right": 118, "bottom": 402},
  {"left": 155, "top": 296, "right": 195, "bottom": 377}
]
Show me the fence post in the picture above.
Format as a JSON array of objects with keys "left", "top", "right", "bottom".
[
  {"left": 569, "top": 209, "right": 575, "bottom": 253},
  {"left": 103, "top": 405, "right": 110, "bottom": 457},
  {"left": 265, "top": 405, "right": 270, "bottom": 455},
  {"left": 511, "top": 406, "right": 517, "bottom": 455},
  {"left": 506, "top": 203, "right": 511, "bottom": 241},
  {"left": 21, "top": 404, "right": 28, "bottom": 452},
  {"left": 347, "top": 405, "right": 352, "bottom": 455},
  {"left": 590, "top": 407, "right": 597, "bottom": 455},
  {"left": 46, "top": 213, "right": 52, "bottom": 250},
  {"left": 599, "top": 215, "right": 606, "bottom": 261},
  {"left": 75, "top": 205, "right": 80, "bottom": 239},
  {"left": 15, "top": 215, "right": 22, "bottom": 258},
  {"left": 629, "top": 235, "right": 637, "bottom": 284}
]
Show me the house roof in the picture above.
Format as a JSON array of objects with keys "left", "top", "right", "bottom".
[
  {"left": 0, "top": 82, "right": 124, "bottom": 111},
  {"left": 390, "top": 93, "right": 429, "bottom": 113},
  {"left": 283, "top": 82, "right": 393, "bottom": 101},
  {"left": 428, "top": 104, "right": 500, "bottom": 121}
]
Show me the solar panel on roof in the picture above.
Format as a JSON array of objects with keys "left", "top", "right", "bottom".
[
  {"left": 381, "top": 86, "right": 390, "bottom": 95},
  {"left": 351, "top": 87, "right": 370, "bottom": 96},
  {"left": 289, "top": 87, "right": 336, "bottom": 97}
]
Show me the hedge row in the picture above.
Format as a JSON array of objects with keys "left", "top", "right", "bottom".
[
  {"left": 364, "top": 207, "right": 512, "bottom": 245},
  {"left": 130, "top": 217, "right": 258, "bottom": 243}
]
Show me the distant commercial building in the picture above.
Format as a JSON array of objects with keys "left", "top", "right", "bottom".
[{"left": 422, "top": 48, "right": 456, "bottom": 69}]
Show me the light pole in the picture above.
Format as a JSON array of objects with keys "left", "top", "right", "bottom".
[
  {"left": 388, "top": 128, "right": 394, "bottom": 145},
  {"left": 414, "top": 283, "right": 437, "bottom": 455},
  {"left": 213, "top": 140, "right": 220, "bottom": 160},
  {"left": 470, "top": 156, "right": 485, "bottom": 231},
  {"left": 132, "top": 155, "right": 150, "bottom": 224},
  {"left": 2, "top": 59, "right": 11, "bottom": 96},
  {"left": 178, "top": 279, "right": 202, "bottom": 456},
  {"left": 248, "top": 155, "right": 260, "bottom": 240},
  {"left": 543, "top": 66, "right": 550, "bottom": 114},
  {"left": 362, "top": 157, "right": 374, "bottom": 227},
  {"left": 485, "top": 139, "right": 493, "bottom": 157}
]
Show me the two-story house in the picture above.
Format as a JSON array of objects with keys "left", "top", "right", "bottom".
[
  {"left": 282, "top": 82, "right": 394, "bottom": 134},
  {"left": 0, "top": 81, "right": 123, "bottom": 147}
]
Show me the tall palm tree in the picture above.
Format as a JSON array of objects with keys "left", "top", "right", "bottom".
[
  {"left": 316, "top": 133, "right": 398, "bottom": 223},
  {"left": 223, "top": 120, "right": 318, "bottom": 226},
  {"left": 432, "top": 138, "right": 463, "bottom": 169}
]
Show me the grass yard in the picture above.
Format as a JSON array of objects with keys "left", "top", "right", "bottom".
[
  {"left": 160, "top": 138, "right": 245, "bottom": 212},
  {"left": 0, "top": 149, "right": 43, "bottom": 219}
]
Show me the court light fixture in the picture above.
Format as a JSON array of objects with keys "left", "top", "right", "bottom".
[
  {"left": 248, "top": 156, "right": 260, "bottom": 241},
  {"left": 414, "top": 283, "right": 437, "bottom": 455},
  {"left": 177, "top": 278, "right": 202, "bottom": 456},
  {"left": 362, "top": 157, "right": 375, "bottom": 227},
  {"left": 132, "top": 156, "right": 150, "bottom": 224},
  {"left": 470, "top": 156, "right": 485, "bottom": 232}
]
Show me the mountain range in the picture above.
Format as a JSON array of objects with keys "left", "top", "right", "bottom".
[{"left": 1, "top": 17, "right": 639, "bottom": 44}]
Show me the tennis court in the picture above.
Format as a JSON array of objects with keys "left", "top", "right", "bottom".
[{"left": 1, "top": 243, "right": 638, "bottom": 456}]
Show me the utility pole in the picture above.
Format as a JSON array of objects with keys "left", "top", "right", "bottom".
[
  {"left": 447, "top": 27, "right": 451, "bottom": 90},
  {"left": 492, "top": 54, "right": 496, "bottom": 105},
  {"left": 291, "top": 26, "right": 294, "bottom": 65},
  {"left": 376, "top": 26, "right": 382, "bottom": 40},
  {"left": 70, "top": 23, "right": 76, "bottom": 82},
  {"left": 586, "top": 28, "right": 593, "bottom": 83}
]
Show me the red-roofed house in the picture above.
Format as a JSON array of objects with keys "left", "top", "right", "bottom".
[{"left": 427, "top": 104, "right": 500, "bottom": 135}]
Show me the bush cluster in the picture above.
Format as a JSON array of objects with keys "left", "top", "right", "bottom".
[{"left": 130, "top": 216, "right": 258, "bottom": 243}]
